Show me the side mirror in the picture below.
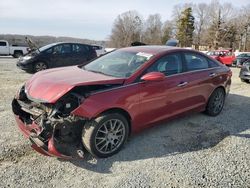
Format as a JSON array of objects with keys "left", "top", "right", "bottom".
[{"left": 141, "top": 72, "right": 165, "bottom": 82}]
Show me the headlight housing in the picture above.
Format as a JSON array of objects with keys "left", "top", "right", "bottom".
[{"left": 20, "top": 56, "right": 32, "bottom": 63}]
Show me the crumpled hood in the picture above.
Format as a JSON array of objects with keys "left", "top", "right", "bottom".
[{"left": 25, "top": 66, "right": 125, "bottom": 103}]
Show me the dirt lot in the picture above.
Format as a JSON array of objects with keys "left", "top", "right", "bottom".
[{"left": 0, "top": 57, "right": 249, "bottom": 188}]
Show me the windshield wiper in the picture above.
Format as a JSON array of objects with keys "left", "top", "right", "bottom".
[{"left": 87, "top": 69, "right": 113, "bottom": 77}]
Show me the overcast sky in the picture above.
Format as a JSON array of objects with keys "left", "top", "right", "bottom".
[{"left": 0, "top": 0, "right": 249, "bottom": 40}]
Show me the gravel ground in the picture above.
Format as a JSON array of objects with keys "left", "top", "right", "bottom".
[{"left": 0, "top": 57, "right": 249, "bottom": 188}]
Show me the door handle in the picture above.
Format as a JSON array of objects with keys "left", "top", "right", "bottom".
[
  {"left": 209, "top": 73, "right": 217, "bottom": 77},
  {"left": 177, "top": 81, "right": 188, "bottom": 87}
]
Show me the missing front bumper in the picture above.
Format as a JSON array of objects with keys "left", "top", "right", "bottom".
[{"left": 12, "top": 98, "right": 86, "bottom": 159}]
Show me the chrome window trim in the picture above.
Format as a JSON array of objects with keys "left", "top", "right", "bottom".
[
  {"left": 90, "top": 67, "right": 221, "bottom": 96},
  {"left": 164, "top": 67, "right": 220, "bottom": 78}
]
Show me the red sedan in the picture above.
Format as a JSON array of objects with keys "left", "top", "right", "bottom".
[
  {"left": 207, "top": 50, "right": 235, "bottom": 66},
  {"left": 12, "top": 46, "right": 232, "bottom": 158}
]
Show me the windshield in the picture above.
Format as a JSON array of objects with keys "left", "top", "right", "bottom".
[
  {"left": 84, "top": 50, "right": 153, "bottom": 78},
  {"left": 238, "top": 53, "right": 250, "bottom": 57},
  {"left": 38, "top": 43, "right": 56, "bottom": 52},
  {"left": 207, "top": 51, "right": 220, "bottom": 56}
]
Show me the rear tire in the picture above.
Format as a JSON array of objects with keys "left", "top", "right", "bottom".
[
  {"left": 33, "top": 62, "right": 48, "bottom": 72},
  {"left": 13, "top": 51, "right": 23, "bottom": 58},
  {"left": 205, "top": 88, "right": 225, "bottom": 116},
  {"left": 82, "top": 113, "right": 129, "bottom": 158}
]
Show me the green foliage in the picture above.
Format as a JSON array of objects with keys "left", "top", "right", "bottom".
[{"left": 176, "top": 7, "right": 195, "bottom": 47}]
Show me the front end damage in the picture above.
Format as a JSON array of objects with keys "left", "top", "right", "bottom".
[
  {"left": 12, "top": 86, "right": 87, "bottom": 159},
  {"left": 12, "top": 84, "right": 119, "bottom": 159}
]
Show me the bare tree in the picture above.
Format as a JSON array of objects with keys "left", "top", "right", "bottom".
[
  {"left": 205, "top": 0, "right": 234, "bottom": 49},
  {"left": 172, "top": 3, "right": 193, "bottom": 21},
  {"left": 161, "top": 20, "right": 175, "bottom": 44},
  {"left": 108, "top": 2, "right": 250, "bottom": 50},
  {"left": 236, "top": 4, "right": 250, "bottom": 51},
  {"left": 109, "top": 10, "right": 143, "bottom": 48},
  {"left": 193, "top": 3, "right": 210, "bottom": 48},
  {"left": 143, "top": 14, "right": 162, "bottom": 44}
]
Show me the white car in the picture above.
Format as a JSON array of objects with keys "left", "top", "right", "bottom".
[
  {"left": 91, "top": 45, "right": 106, "bottom": 56},
  {"left": 0, "top": 40, "right": 29, "bottom": 58}
]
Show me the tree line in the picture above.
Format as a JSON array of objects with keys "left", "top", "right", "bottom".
[
  {"left": 0, "top": 34, "right": 105, "bottom": 47},
  {"left": 108, "top": 0, "right": 250, "bottom": 51}
]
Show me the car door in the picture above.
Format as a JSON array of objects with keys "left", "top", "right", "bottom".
[
  {"left": 181, "top": 52, "right": 221, "bottom": 110},
  {"left": 220, "top": 51, "right": 233, "bottom": 65},
  {"left": 136, "top": 52, "right": 194, "bottom": 127},
  {"left": 0, "top": 41, "right": 9, "bottom": 55},
  {"left": 71, "top": 44, "right": 89, "bottom": 65},
  {"left": 49, "top": 44, "right": 73, "bottom": 67}
]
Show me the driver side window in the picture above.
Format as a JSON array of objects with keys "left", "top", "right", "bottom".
[
  {"left": 146, "top": 53, "right": 183, "bottom": 76},
  {"left": 53, "top": 44, "right": 71, "bottom": 54}
]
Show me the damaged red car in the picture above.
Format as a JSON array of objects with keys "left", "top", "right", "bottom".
[{"left": 12, "top": 46, "right": 232, "bottom": 158}]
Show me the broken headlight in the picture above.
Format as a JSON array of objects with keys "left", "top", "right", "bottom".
[{"left": 51, "top": 92, "right": 83, "bottom": 117}]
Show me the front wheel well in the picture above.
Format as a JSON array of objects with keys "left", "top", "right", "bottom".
[
  {"left": 207, "top": 86, "right": 226, "bottom": 102},
  {"left": 98, "top": 108, "right": 132, "bottom": 134},
  {"left": 13, "top": 50, "right": 23, "bottom": 58},
  {"left": 214, "top": 86, "right": 226, "bottom": 95},
  {"left": 14, "top": 50, "right": 23, "bottom": 54}
]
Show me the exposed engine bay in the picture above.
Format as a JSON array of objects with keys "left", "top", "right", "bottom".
[{"left": 12, "top": 84, "right": 121, "bottom": 158}]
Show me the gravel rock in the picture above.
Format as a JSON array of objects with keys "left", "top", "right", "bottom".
[{"left": 0, "top": 57, "right": 249, "bottom": 188}]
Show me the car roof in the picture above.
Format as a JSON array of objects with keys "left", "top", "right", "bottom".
[
  {"left": 239, "top": 53, "right": 250, "bottom": 55},
  {"left": 119, "top": 45, "right": 188, "bottom": 55},
  {"left": 49, "top": 42, "right": 92, "bottom": 46},
  {"left": 215, "top": 50, "right": 230, "bottom": 52}
]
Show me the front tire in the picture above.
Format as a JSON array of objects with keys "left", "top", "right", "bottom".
[
  {"left": 82, "top": 113, "right": 129, "bottom": 158},
  {"left": 205, "top": 88, "right": 225, "bottom": 116},
  {"left": 33, "top": 62, "right": 48, "bottom": 72}
]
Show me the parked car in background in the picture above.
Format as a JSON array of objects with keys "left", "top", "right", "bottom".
[
  {"left": 17, "top": 42, "right": 97, "bottom": 73},
  {"left": 91, "top": 45, "right": 106, "bottom": 56},
  {"left": 232, "top": 53, "right": 250, "bottom": 67},
  {"left": 207, "top": 50, "right": 235, "bottom": 66},
  {"left": 12, "top": 46, "right": 232, "bottom": 159},
  {"left": 239, "top": 59, "right": 250, "bottom": 83},
  {"left": 0, "top": 40, "right": 29, "bottom": 58},
  {"left": 105, "top": 48, "right": 116, "bottom": 53}
]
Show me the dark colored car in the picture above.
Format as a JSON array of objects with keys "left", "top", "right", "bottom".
[
  {"left": 12, "top": 46, "right": 232, "bottom": 159},
  {"left": 232, "top": 53, "right": 250, "bottom": 67},
  {"left": 239, "top": 59, "right": 250, "bottom": 83},
  {"left": 17, "top": 42, "right": 97, "bottom": 73}
]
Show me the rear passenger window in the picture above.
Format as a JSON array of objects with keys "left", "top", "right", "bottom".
[
  {"left": 72, "top": 44, "right": 88, "bottom": 53},
  {"left": 184, "top": 53, "right": 209, "bottom": 71},
  {"left": 146, "top": 53, "right": 182, "bottom": 76},
  {"left": 208, "top": 59, "right": 219, "bottom": 68}
]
